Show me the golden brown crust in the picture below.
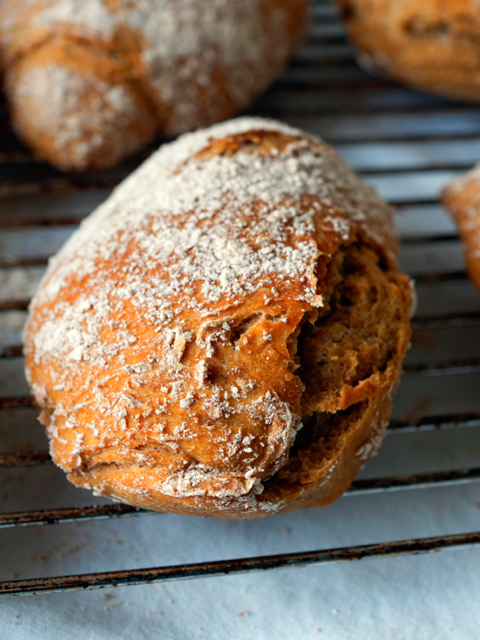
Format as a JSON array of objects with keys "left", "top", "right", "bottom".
[
  {"left": 0, "top": 0, "right": 307, "bottom": 171},
  {"left": 442, "top": 166, "right": 480, "bottom": 292},
  {"left": 24, "top": 117, "right": 411, "bottom": 518},
  {"left": 339, "top": 0, "right": 480, "bottom": 102},
  {"left": 4, "top": 38, "right": 158, "bottom": 171}
]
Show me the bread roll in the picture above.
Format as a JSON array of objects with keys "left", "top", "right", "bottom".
[
  {"left": 0, "top": 0, "right": 307, "bottom": 171},
  {"left": 442, "top": 166, "right": 480, "bottom": 293},
  {"left": 24, "top": 117, "right": 412, "bottom": 519},
  {"left": 339, "top": 0, "right": 480, "bottom": 102}
]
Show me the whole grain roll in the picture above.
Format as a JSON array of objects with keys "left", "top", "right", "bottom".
[
  {"left": 0, "top": 0, "right": 307, "bottom": 170},
  {"left": 442, "top": 165, "right": 480, "bottom": 293},
  {"left": 24, "top": 117, "right": 412, "bottom": 518},
  {"left": 339, "top": 0, "right": 480, "bottom": 103}
]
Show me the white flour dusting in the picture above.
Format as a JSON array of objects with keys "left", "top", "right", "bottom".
[
  {"left": 12, "top": 63, "right": 140, "bottom": 167},
  {"left": 2, "top": 0, "right": 298, "bottom": 143},
  {"left": 31, "top": 116, "right": 391, "bottom": 366},
  {"left": 25, "top": 116, "right": 396, "bottom": 508}
]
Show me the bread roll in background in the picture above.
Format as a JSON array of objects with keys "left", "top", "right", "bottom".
[
  {"left": 339, "top": 0, "right": 480, "bottom": 103},
  {"left": 442, "top": 166, "right": 480, "bottom": 293},
  {"left": 24, "top": 117, "right": 412, "bottom": 519},
  {"left": 0, "top": 0, "right": 307, "bottom": 171}
]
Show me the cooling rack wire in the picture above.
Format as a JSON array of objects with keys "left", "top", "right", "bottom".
[{"left": 2, "top": 0, "right": 480, "bottom": 595}]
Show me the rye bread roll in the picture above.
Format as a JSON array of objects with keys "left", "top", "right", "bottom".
[
  {"left": 339, "top": 0, "right": 480, "bottom": 103},
  {"left": 0, "top": 0, "right": 307, "bottom": 171},
  {"left": 24, "top": 117, "right": 412, "bottom": 519},
  {"left": 442, "top": 166, "right": 480, "bottom": 293}
]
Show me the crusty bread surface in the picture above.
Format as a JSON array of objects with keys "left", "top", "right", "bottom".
[
  {"left": 339, "top": 0, "right": 480, "bottom": 102},
  {"left": 24, "top": 117, "right": 412, "bottom": 518},
  {"left": 442, "top": 165, "right": 480, "bottom": 293},
  {"left": 0, "top": 0, "right": 307, "bottom": 170}
]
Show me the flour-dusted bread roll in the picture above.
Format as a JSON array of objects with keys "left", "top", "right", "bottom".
[
  {"left": 339, "top": 0, "right": 480, "bottom": 102},
  {"left": 442, "top": 166, "right": 480, "bottom": 293},
  {"left": 24, "top": 117, "right": 412, "bottom": 519},
  {"left": 0, "top": 0, "right": 307, "bottom": 171}
]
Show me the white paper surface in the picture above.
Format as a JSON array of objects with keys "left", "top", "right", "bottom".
[{"left": 2, "top": 1, "right": 480, "bottom": 637}]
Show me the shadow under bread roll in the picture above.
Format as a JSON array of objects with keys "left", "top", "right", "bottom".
[{"left": 24, "top": 117, "right": 412, "bottom": 519}]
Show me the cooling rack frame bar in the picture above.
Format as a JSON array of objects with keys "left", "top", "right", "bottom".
[{"left": 2, "top": 531, "right": 480, "bottom": 596}]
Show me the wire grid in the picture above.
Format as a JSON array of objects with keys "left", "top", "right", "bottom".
[{"left": 2, "top": 0, "right": 480, "bottom": 595}]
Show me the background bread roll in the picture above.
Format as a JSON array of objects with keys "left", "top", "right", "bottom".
[
  {"left": 442, "top": 166, "right": 480, "bottom": 293},
  {"left": 0, "top": 0, "right": 307, "bottom": 170},
  {"left": 24, "top": 117, "right": 412, "bottom": 519},
  {"left": 339, "top": 0, "right": 480, "bottom": 102}
]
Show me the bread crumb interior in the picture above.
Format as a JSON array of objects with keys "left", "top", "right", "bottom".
[{"left": 265, "top": 240, "right": 408, "bottom": 492}]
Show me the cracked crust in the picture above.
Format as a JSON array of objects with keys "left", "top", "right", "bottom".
[
  {"left": 339, "top": 0, "right": 480, "bottom": 102},
  {"left": 24, "top": 117, "right": 412, "bottom": 518}
]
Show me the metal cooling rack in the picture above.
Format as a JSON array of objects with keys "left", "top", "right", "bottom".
[{"left": 2, "top": 0, "right": 480, "bottom": 595}]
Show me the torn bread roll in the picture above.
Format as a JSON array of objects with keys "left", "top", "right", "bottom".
[
  {"left": 338, "top": 0, "right": 480, "bottom": 103},
  {"left": 0, "top": 0, "right": 307, "bottom": 171},
  {"left": 24, "top": 117, "right": 412, "bottom": 519},
  {"left": 442, "top": 165, "right": 480, "bottom": 293}
]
